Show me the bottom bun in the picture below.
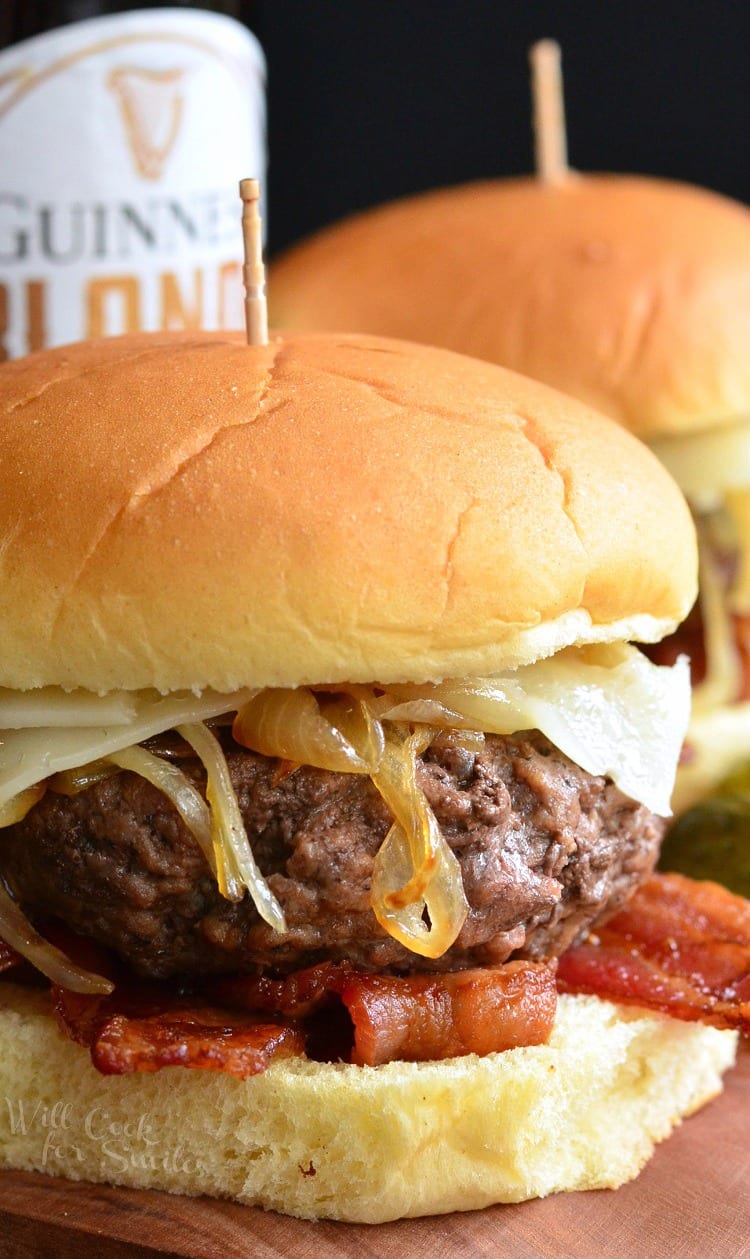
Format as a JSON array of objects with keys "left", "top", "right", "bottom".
[{"left": 0, "top": 984, "right": 736, "bottom": 1223}]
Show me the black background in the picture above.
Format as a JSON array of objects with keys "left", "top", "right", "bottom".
[{"left": 253, "top": 1, "right": 750, "bottom": 258}]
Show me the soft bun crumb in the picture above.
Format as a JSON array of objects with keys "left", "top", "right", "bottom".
[{"left": 0, "top": 985, "right": 735, "bottom": 1222}]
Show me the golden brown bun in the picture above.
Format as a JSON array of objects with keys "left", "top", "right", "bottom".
[
  {"left": 270, "top": 175, "right": 750, "bottom": 441},
  {"left": 0, "top": 984, "right": 736, "bottom": 1222},
  {"left": 0, "top": 330, "right": 695, "bottom": 694}
]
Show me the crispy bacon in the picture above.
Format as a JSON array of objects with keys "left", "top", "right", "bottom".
[
  {"left": 340, "top": 961, "right": 557, "bottom": 1065},
  {"left": 214, "top": 959, "right": 557, "bottom": 1066},
  {"left": 53, "top": 986, "right": 110, "bottom": 1047},
  {"left": 91, "top": 1009, "right": 304, "bottom": 1078},
  {"left": 557, "top": 873, "right": 750, "bottom": 1032},
  {"left": 214, "top": 960, "right": 344, "bottom": 1020},
  {"left": 53, "top": 983, "right": 305, "bottom": 1078}
]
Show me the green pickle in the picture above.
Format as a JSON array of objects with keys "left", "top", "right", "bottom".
[{"left": 659, "top": 764, "right": 750, "bottom": 896}]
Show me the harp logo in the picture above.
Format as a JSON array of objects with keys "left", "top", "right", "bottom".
[{"left": 108, "top": 66, "right": 187, "bottom": 182}]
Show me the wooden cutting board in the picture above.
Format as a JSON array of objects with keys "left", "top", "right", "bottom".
[{"left": 0, "top": 1041, "right": 747, "bottom": 1259}]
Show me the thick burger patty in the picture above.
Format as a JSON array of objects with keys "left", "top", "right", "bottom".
[{"left": 0, "top": 732, "right": 664, "bottom": 979}]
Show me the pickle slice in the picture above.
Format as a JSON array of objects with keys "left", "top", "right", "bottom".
[{"left": 660, "top": 768, "right": 750, "bottom": 896}]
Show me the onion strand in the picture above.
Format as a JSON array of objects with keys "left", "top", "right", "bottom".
[
  {"left": 177, "top": 721, "right": 287, "bottom": 933},
  {"left": 0, "top": 784, "right": 45, "bottom": 827},
  {"left": 233, "top": 688, "right": 383, "bottom": 773},
  {"left": 0, "top": 883, "right": 113, "bottom": 995},
  {"left": 370, "top": 725, "right": 468, "bottom": 958}
]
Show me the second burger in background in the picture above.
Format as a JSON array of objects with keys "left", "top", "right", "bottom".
[{"left": 269, "top": 173, "right": 750, "bottom": 846}]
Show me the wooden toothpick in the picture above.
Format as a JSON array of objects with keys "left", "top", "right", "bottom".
[
  {"left": 529, "top": 40, "right": 569, "bottom": 185},
  {"left": 239, "top": 178, "right": 269, "bottom": 346}
]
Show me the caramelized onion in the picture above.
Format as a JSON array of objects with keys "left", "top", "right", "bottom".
[
  {"left": 48, "top": 760, "right": 115, "bottom": 796},
  {"left": 371, "top": 695, "right": 478, "bottom": 729},
  {"left": 0, "top": 883, "right": 112, "bottom": 995},
  {"left": 376, "top": 683, "right": 517, "bottom": 732},
  {"left": 370, "top": 725, "right": 468, "bottom": 959},
  {"left": 177, "top": 721, "right": 286, "bottom": 933},
  {"left": 233, "top": 688, "right": 384, "bottom": 773},
  {"left": 0, "top": 784, "right": 45, "bottom": 827},
  {"left": 381, "top": 679, "right": 525, "bottom": 728},
  {"left": 433, "top": 727, "right": 486, "bottom": 754}
]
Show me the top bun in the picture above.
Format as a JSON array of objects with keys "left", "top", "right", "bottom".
[
  {"left": 270, "top": 175, "right": 750, "bottom": 441},
  {"left": 0, "top": 330, "right": 695, "bottom": 694}
]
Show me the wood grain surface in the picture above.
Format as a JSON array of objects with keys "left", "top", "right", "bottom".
[{"left": 0, "top": 1041, "right": 746, "bottom": 1259}]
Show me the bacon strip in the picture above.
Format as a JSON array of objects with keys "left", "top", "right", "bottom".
[
  {"left": 91, "top": 1008, "right": 305, "bottom": 1078},
  {"left": 53, "top": 984, "right": 304, "bottom": 1078},
  {"left": 557, "top": 873, "right": 750, "bottom": 1033},
  {"left": 339, "top": 961, "right": 557, "bottom": 1066},
  {"left": 214, "top": 958, "right": 558, "bottom": 1066},
  {"left": 214, "top": 960, "right": 343, "bottom": 1020}
]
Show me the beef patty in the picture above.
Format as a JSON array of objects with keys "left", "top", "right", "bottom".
[{"left": 0, "top": 731, "right": 664, "bottom": 979}]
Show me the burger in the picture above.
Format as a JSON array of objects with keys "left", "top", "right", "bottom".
[
  {"left": 269, "top": 174, "right": 750, "bottom": 820},
  {"left": 0, "top": 329, "right": 743, "bottom": 1223}
]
